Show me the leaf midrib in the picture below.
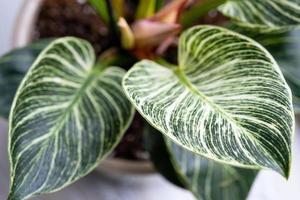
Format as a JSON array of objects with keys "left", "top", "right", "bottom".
[
  {"left": 11, "top": 66, "right": 104, "bottom": 172},
  {"left": 49, "top": 66, "right": 103, "bottom": 138},
  {"left": 173, "top": 67, "right": 240, "bottom": 128},
  {"left": 22, "top": 66, "right": 104, "bottom": 150}
]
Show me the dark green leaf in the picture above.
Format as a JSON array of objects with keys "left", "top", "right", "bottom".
[
  {"left": 144, "top": 124, "right": 185, "bottom": 188},
  {"left": 0, "top": 39, "right": 51, "bottom": 118},
  {"left": 88, "top": 0, "right": 109, "bottom": 23}
]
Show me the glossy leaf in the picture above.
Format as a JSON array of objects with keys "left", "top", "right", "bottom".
[
  {"left": 0, "top": 39, "right": 51, "bottom": 118},
  {"left": 123, "top": 25, "right": 294, "bottom": 177},
  {"left": 145, "top": 126, "right": 257, "bottom": 200},
  {"left": 220, "top": 0, "right": 300, "bottom": 32},
  {"left": 8, "top": 37, "right": 134, "bottom": 200}
]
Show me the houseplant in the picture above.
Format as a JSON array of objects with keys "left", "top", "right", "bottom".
[
  {"left": 12, "top": 0, "right": 155, "bottom": 174},
  {"left": 0, "top": 0, "right": 299, "bottom": 199}
]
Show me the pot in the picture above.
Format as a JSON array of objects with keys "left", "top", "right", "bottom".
[{"left": 12, "top": 0, "right": 155, "bottom": 174}]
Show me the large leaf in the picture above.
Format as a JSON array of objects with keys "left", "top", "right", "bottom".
[
  {"left": 8, "top": 37, "right": 134, "bottom": 200},
  {"left": 145, "top": 126, "right": 257, "bottom": 200},
  {"left": 0, "top": 39, "right": 51, "bottom": 118},
  {"left": 220, "top": 0, "right": 300, "bottom": 32},
  {"left": 123, "top": 25, "right": 294, "bottom": 177}
]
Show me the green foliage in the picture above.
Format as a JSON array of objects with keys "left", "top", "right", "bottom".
[
  {"left": 145, "top": 125, "right": 257, "bottom": 200},
  {"left": 88, "top": 0, "right": 109, "bottom": 23},
  {"left": 1, "top": 1, "right": 299, "bottom": 200},
  {"left": 0, "top": 39, "right": 51, "bottom": 119},
  {"left": 123, "top": 25, "right": 294, "bottom": 178},
  {"left": 136, "top": 0, "right": 157, "bottom": 19},
  {"left": 220, "top": 0, "right": 300, "bottom": 32},
  {"left": 8, "top": 37, "right": 134, "bottom": 200},
  {"left": 227, "top": 25, "right": 300, "bottom": 113}
]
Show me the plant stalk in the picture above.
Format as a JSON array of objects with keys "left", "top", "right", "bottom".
[
  {"left": 105, "top": 0, "right": 120, "bottom": 45},
  {"left": 112, "top": 0, "right": 124, "bottom": 19},
  {"left": 136, "top": 0, "right": 157, "bottom": 19},
  {"left": 180, "top": 0, "right": 226, "bottom": 28}
]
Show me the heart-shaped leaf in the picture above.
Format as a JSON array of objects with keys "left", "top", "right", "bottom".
[
  {"left": 123, "top": 25, "right": 294, "bottom": 177},
  {"left": 220, "top": 0, "right": 300, "bottom": 32},
  {"left": 145, "top": 125, "right": 257, "bottom": 200},
  {"left": 0, "top": 39, "right": 51, "bottom": 118},
  {"left": 8, "top": 37, "right": 134, "bottom": 200}
]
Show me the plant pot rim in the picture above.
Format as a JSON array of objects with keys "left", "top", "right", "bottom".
[
  {"left": 12, "top": 0, "right": 155, "bottom": 174},
  {"left": 12, "top": 0, "right": 44, "bottom": 48}
]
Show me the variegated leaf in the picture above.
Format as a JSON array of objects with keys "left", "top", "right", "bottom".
[
  {"left": 145, "top": 125, "right": 257, "bottom": 200},
  {"left": 8, "top": 37, "right": 134, "bottom": 200},
  {"left": 123, "top": 25, "right": 294, "bottom": 177},
  {"left": 166, "top": 139, "right": 257, "bottom": 200},
  {"left": 227, "top": 25, "right": 300, "bottom": 113},
  {"left": 0, "top": 39, "right": 51, "bottom": 118},
  {"left": 220, "top": 0, "right": 300, "bottom": 32},
  {"left": 254, "top": 30, "right": 300, "bottom": 114}
]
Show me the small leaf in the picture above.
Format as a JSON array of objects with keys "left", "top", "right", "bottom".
[
  {"left": 8, "top": 37, "right": 134, "bottom": 200},
  {"left": 145, "top": 125, "right": 257, "bottom": 200},
  {"left": 180, "top": 0, "right": 226, "bottom": 27},
  {"left": 88, "top": 0, "right": 109, "bottom": 23},
  {"left": 123, "top": 25, "right": 294, "bottom": 177},
  {"left": 220, "top": 0, "right": 300, "bottom": 32},
  {"left": 0, "top": 39, "right": 51, "bottom": 118}
]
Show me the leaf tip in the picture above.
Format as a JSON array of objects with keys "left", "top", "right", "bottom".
[
  {"left": 283, "top": 159, "right": 292, "bottom": 179},
  {"left": 272, "top": 154, "right": 292, "bottom": 179}
]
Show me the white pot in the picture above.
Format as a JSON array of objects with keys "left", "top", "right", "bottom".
[
  {"left": 12, "top": 0, "right": 155, "bottom": 174},
  {"left": 12, "top": 0, "right": 43, "bottom": 48}
]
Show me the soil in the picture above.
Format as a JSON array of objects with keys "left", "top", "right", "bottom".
[
  {"left": 33, "top": 0, "right": 111, "bottom": 56},
  {"left": 33, "top": 0, "right": 148, "bottom": 161}
]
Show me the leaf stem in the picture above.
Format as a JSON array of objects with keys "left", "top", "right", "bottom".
[
  {"left": 105, "top": 0, "right": 120, "bottom": 45},
  {"left": 112, "top": 0, "right": 124, "bottom": 19},
  {"left": 136, "top": 0, "right": 157, "bottom": 19},
  {"left": 180, "top": 0, "right": 226, "bottom": 28},
  {"left": 156, "top": 58, "right": 177, "bottom": 69},
  {"left": 88, "top": 0, "right": 109, "bottom": 23}
]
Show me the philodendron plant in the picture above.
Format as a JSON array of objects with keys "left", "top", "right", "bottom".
[{"left": 1, "top": 0, "right": 300, "bottom": 199}]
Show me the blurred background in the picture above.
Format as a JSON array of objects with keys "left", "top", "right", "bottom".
[{"left": 1, "top": 1, "right": 300, "bottom": 200}]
